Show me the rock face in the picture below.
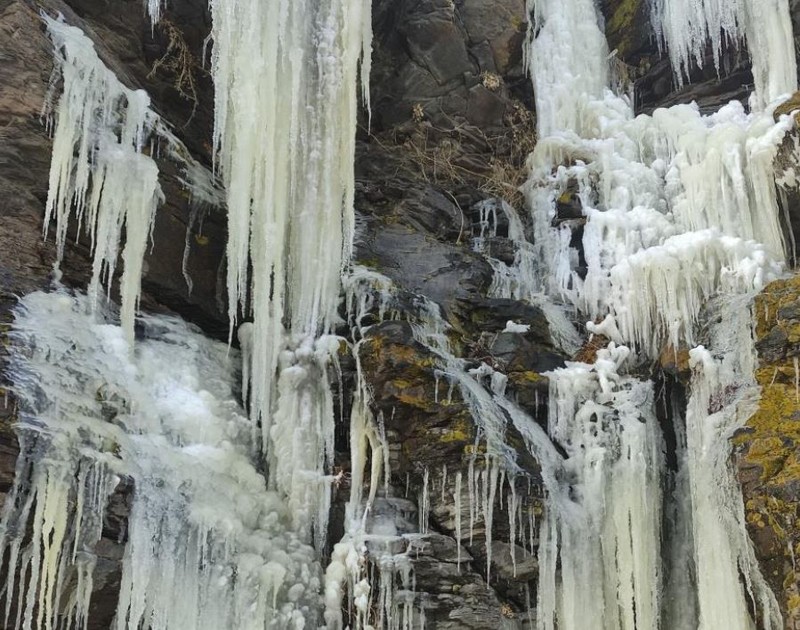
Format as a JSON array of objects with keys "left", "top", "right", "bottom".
[
  {"left": 737, "top": 276, "right": 800, "bottom": 629},
  {"left": 2, "top": 0, "right": 800, "bottom": 627}
]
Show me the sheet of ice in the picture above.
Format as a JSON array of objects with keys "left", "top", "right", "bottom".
[
  {"left": 683, "top": 295, "right": 782, "bottom": 630},
  {"left": 525, "top": 0, "right": 610, "bottom": 137},
  {"left": 0, "top": 290, "right": 322, "bottom": 630}
]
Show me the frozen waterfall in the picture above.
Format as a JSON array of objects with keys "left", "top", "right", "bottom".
[
  {"left": 525, "top": 0, "right": 795, "bottom": 628},
  {"left": 208, "top": 0, "right": 372, "bottom": 546},
  {"left": 2, "top": 0, "right": 800, "bottom": 628}
]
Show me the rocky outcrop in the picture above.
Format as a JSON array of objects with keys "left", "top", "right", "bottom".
[{"left": 737, "top": 276, "right": 800, "bottom": 629}]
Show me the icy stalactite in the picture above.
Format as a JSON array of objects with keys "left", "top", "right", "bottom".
[
  {"left": 601, "top": 230, "right": 779, "bottom": 358},
  {"left": 42, "top": 16, "right": 163, "bottom": 347},
  {"left": 41, "top": 16, "right": 223, "bottom": 345},
  {"left": 208, "top": 0, "right": 372, "bottom": 542},
  {"left": 33, "top": 4, "right": 374, "bottom": 627},
  {"left": 648, "top": 0, "right": 797, "bottom": 108},
  {"left": 145, "top": 0, "right": 163, "bottom": 27},
  {"left": 208, "top": 0, "right": 371, "bottom": 345},
  {"left": 0, "top": 290, "right": 323, "bottom": 629},
  {"left": 525, "top": 1, "right": 794, "bottom": 350},
  {"left": 343, "top": 266, "right": 397, "bottom": 338},
  {"left": 340, "top": 270, "right": 557, "bottom": 620}
]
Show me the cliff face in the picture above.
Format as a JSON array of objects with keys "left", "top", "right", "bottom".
[
  {"left": 1, "top": 0, "right": 800, "bottom": 627},
  {"left": 737, "top": 277, "right": 800, "bottom": 628}
]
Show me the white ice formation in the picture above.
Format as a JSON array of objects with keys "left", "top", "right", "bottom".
[
  {"left": 1, "top": 2, "right": 371, "bottom": 628},
  {"left": 1, "top": 290, "right": 322, "bottom": 629},
  {"left": 207, "top": 0, "right": 372, "bottom": 546},
  {"left": 523, "top": 0, "right": 796, "bottom": 627},
  {"left": 41, "top": 15, "right": 222, "bottom": 347}
]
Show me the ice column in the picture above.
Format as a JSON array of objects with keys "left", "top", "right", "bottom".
[
  {"left": 208, "top": 0, "right": 372, "bottom": 542},
  {"left": 537, "top": 345, "right": 664, "bottom": 630}
]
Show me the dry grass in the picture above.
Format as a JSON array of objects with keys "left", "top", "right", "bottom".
[
  {"left": 389, "top": 101, "right": 537, "bottom": 210},
  {"left": 148, "top": 19, "right": 202, "bottom": 127}
]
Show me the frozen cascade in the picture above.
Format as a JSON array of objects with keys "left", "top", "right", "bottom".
[
  {"left": 684, "top": 295, "right": 782, "bottom": 630},
  {"left": 0, "top": 290, "right": 322, "bottom": 629},
  {"left": 10, "top": 0, "right": 800, "bottom": 627},
  {"left": 525, "top": 0, "right": 796, "bottom": 627},
  {"left": 208, "top": 0, "right": 372, "bottom": 545},
  {"left": 536, "top": 346, "right": 664, "bottom": 630}
]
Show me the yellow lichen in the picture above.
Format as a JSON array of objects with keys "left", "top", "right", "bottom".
[
  {"left": 437, "top": 418, "right": 473, "bottom": 444},
  {"left": 740, "top": 276, "right": 800, "bottom": 621}
]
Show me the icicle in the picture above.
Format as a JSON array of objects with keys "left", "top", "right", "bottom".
[
  {"left": 508, "top": 481, "right": 518, "bottom": 578},
  {"left": 648, "top": 0, "right": 797, "bottom": 108},
  {"left": 343, "top": 266, "right": 395, "bottom": 337},
  {"left": 483, "top": 462, "right": 499, "bottom": 583},
  {"left": 419, "top": 469, "right": 430, "bottom": 535},
  {"left": 468, "top": 458, "right": 476, "bottom": 547},
  {"left": 455, "top": 472, "right": 463, "bottom": 572},
  {"left": 794, "top": 356, "right": 799, "bottom": 403},
  {"left": 208, "top": 0, "right": 373, "bottom": 557},
  {"left": 523, "top": 0, "right": 794, "bottom": 623},
  {"left": 42, "top": 16, "right": 164, "bottom": 346}
]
